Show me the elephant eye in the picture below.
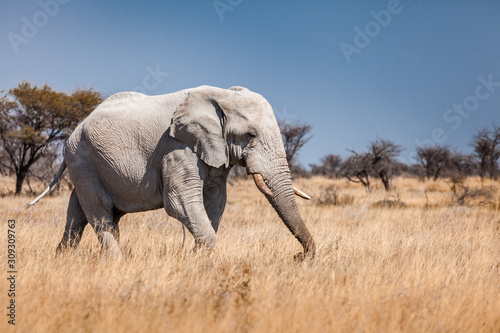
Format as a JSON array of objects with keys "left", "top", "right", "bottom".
[{"left": 247, "top": 129, "right": 257, "bottom": 138}]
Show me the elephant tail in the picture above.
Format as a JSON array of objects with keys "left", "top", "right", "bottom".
[{"left": 25, "top": 161, "right": 67, "bottom": 208}]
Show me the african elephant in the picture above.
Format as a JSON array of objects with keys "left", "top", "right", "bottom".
[{"left": 28, "top": 86, "right": 316, "bottom": 259}]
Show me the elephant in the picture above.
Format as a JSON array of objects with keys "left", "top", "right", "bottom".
[{"left": 28, "top": 85, "right": 316, "bottom": 259}]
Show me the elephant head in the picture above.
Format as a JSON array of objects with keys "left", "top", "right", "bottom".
[{"left": 169, "top": 86, "right": 316, "bottom": 258}]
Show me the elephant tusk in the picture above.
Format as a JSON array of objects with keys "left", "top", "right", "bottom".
[
  {"left": 293, "top": 186, "right": 311, "bottom": 200},
  {"left": 252, "top": 173, "right": 273, "bottom": 196}
]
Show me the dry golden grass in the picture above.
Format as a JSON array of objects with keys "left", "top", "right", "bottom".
[{"left": 1, "top": 176, "right": 499, "bottom": 332}]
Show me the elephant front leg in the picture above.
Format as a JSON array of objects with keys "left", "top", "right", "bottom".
[
  {"left": 164, "top": 190, "right": 217, "bottom": 249},
  {"left": 162, "top": 147, "right": 216, "bottom": 250}
]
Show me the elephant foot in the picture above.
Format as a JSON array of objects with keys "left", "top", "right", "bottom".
[
  {"left": 100, "top": 231, "right": 123, "bottom": 261},
  {"left": 55, "top": 243, "right": 69, "bottom": 256},
  {"left": 192, "top": 226, "right": 217, "bottom": 251},
  {"left": 55, "top": 240, "right": 78, "bottom": 256},
  {"left": 293, "top": 251, "right": 315, "bottom": 262},
  {"left": 192, "top": 242, "right": 215, "bottom": 254},
  {"left": 293, "top": 252, "right": 306, "bottom": 261}
]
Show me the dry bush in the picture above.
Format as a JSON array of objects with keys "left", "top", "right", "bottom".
[
  {"left": 317, "top": 185, "right": 355, "bottom": 206},
  {"left": 371, "top": 195, "right": 407, "bottom": 208},
  {"left": 425, "top": 183, "right": 443, "bottom": 192},
  {"left": 1, "top": 176, "right": 499, "bottom": 332},
  {"left": 448, "top": 175, "right": 499, "bottom": 209}
]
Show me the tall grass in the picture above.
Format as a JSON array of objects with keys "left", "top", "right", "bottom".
[{"left": 1, "top": 176, "right": 499, "bottom": 332}]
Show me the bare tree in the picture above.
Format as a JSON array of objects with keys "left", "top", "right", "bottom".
[
  {"left": 339, "top": 152, "right": 373, "bottom": 191},
  {"left": 448, "top": 151, "right": 478, "bottom": 178},
  {"left": 340, "top": 139, "right": 401, "bottom": 191},
  {"left": 0, "top": 81, "right": 102, "bottom": 194},
  {"left": 0, "top": 147, "right": 9, "bottom": 176},
  {"left": 369, "top": 139, "right": 402, "bottom": 191},
  {"left": 472, "top": 124, "right": 500, "bottom": 180},
  {"left": 407, "top": 164, "right": 426, "bottom": 181},
  {"left": 416, "top": 145, "right": 452, "bottom": 181},
  {"left": 279, "top": 120, "right": 312, "bottom": 168},
  {"left": 310, "top": 154, "right": 342, "bottom": 178},
  {"left": 289, "top": 164, "right": 310, "bottom": 178}
]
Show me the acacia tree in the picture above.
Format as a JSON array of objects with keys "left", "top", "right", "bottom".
[
  {"left": 310, "top": 154, "right": 342, "bottom": 178},
  {"left": 448, "top": 151, "right": 477, "bottom": 178},
  {"left": 340, "top": 139, "right": 401, "bottom": 192},
  {"left": 339, "top": 152, "right": 373, "bottom": 191},
  {"left": 0, "top": 147, "right": 8, "bottom": 176},
  {"left": 369, "top": 139, "right": 402, "bottom": 191},
  {"left": 0, "top": 81, "right": 102, "bottom": 194},
  {"left": 472, "top": 125, "right": 500, "bottom": 180},
  {"left": 416, "top": 145, "right": 451, "bottom": 181},
  {"left": 279, "top": 120, "right": 312, "bottom": 168}
]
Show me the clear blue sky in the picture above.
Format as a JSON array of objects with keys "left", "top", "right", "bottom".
[{"left": 1, "top": 0, "right": 499, "bottom": 167}]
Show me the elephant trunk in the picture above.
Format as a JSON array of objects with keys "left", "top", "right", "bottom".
[{"left": 255, "top": 165, "right": 316, "bottom": 258}]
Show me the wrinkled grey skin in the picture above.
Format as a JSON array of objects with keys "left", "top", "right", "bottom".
[{"left": 56, "top": 86, "right": 315, "bottom": 259}]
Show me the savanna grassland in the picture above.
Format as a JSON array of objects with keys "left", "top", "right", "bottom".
[{"left": 1, "top": 176, "right": 499, "bottom": 332}]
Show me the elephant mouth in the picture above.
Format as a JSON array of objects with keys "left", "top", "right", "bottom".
[{"left": 251, "top": 173, "right": 311, "bottom": 200}]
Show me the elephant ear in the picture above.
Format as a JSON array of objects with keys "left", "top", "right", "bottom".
[{"left": 169, "top": 88, "right": 229, "bottom": 168}]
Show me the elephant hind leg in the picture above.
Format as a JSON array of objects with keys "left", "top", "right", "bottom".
[
  {"left": 112, "top": 207, "right": 126, "bottom": 243},
  {"left": 71, "top": 181, "right": 122, "bottom": 259},
  {"left": 56, "top": 190, "right": 88, "bottom": 254},
  {"left": 86, "top": 201, "right": 122, "bottom": 259}
]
